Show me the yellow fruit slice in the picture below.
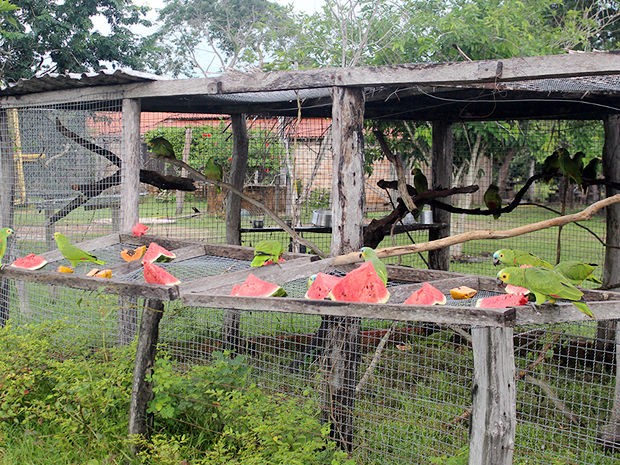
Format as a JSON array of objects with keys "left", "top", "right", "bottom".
[
  {"left": 86, "top": 268, "right": 100, "bottom": 277},
  {"left": 94, "top": 269, "right": 112, "bottom": 279},
  {"left": 120, "top": 245, "right": 147, "bottom": 262},
  {"left": 449, "top": 285, "right": 477, "bottom": 300},
  {"left": 57, "top": 265, "right": 74, "bottom": 273}
]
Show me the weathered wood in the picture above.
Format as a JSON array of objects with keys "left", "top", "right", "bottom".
[
  {"left": 226, "top": 114, "right": 249, "bottom": 245},
  {"left": 119, "top": 98, "right": 141, "bottom": 232},
  {"left": 429, "top": 121, "right": 453, "bottom": 270},
  {"left": 599, "top": 114, "right": 620, "bottom": 448},
  {"left": 469, "top": 326, "right": 516, "bottom": 465},
  {"left": 0, "top": 109, "right": 15, "bottom": 325},
  {"left": 129, "top": 298, "right": 164, "bottom": 449}
]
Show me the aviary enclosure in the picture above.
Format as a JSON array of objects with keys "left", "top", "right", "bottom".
[{"left": 1, "top": 53, "right": 620, "bottom": 464}]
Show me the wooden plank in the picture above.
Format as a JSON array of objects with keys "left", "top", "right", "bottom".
[
  {"left": 0, "top": 267, "right": 179, "bottom": 301},
  {"left": 429, "top": 121, "right": 453, "bottom": 270},
  {"left": 120, "top": 98, "right": 142, "bottom": 233},
  {"left": 129, "top": 298, "right": 164, "bottom": 450},
  {"left": 226, "top": 114, "right": 249, "bottom": 245},
  {"left": 386, "top": 265, "right": 466, "bottom": 282},
  {"left": 469, "top": 326, "right": 516, "bottom": 464},
  {"left": 515, "top": 300, "right": 620, "bottom": 324}
]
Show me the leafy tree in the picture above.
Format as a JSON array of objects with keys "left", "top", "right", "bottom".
[
  {"left": 152, "top": 0, "right": 297, "bottom": 76},
  {"left": 0, "top": 0, "right": 158, "bottom": 84}
]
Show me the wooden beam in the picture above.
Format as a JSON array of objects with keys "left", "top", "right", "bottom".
[
  {"left": 226, "top": 114, "right": 249, "bottom": 245},
  {"left": 120, "top": 98, "right": 142, "bottom": 233}
]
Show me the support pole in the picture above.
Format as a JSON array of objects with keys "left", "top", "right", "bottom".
[
  {"left": 0, "top": 109, "right": 16, "bottom": 326},
  {"left": 118, "top": 98, "right": 142, "bottom": 345},
  {"left": 429, "top": 121, "right": 453, "bottom": 270},
  {"left": 469, "top": 326, "right": 516, "bottom": 465},
  {"left": 129, "top": 298, "right": 164, "bottom": 450},
  {"left": 599, "top": 114, "right": 620, "bottom": 448},
  {"left": 320, "top": 86, "right": 365, "bottom": 452}
]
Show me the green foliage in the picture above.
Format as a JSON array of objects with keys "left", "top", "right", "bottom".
[
  {"left": 144, "top": 123, "right": 283, "bottom": 184},
  {"left": 143, "top": 351, "right": 355, "bottom": 465},
  {"left": 0, "top": 0, "right": 158, "bottom": 83}
]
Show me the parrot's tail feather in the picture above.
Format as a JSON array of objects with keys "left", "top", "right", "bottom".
[
  {"left": 94, "top": 259, "right": 105, "bottom": 265},
  {"left": 573, "top": 301, "right": 595, "bottom": 319}
]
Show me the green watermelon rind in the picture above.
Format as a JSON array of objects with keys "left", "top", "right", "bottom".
[
  {"left": 327, "top": 262, "right": 390, "bottom": 304},
  {"left": 305, "top": 273, "right": 343, "bottom": 300},
  {"left": 10, "top": 253, "right": 48, "bottom": 270},
  {"left": 143, "top": 261, "right": 181, "bottom": 286},
  {"left": 142, "top": 242, "right": 177, "bottom": 263},
  {"left": 230, "top": 273, "right": 287, "bottom": 297}
]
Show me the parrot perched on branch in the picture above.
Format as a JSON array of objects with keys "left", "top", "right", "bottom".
[
  {"left": 0, "top": 227, "right": 14, "bottom": 266},
  {"left": 497, "top": 266, "right": 594, "bottom": 319},
  {"left": 553, "top": 260, "right": 602, "bottom": 286},
  {"left": 53, "top": 232, "right": 105, "bottom": 269},
  {"left": 147, "top": 136, "right": 176, "bottom": 160},
  {"left": 251, "top": 239, "right": 285, "bottom": 267},
  {"left": 558, "top": 148, "right": 583, "bottom": 185},
  {"left": 483, "top": 184, "right": 502, "bottom": 219},
  {"left": 204, "top": 157, "right": 223, "bottom": 192},
  {"left": 492, "top": 249, "right": 553, "bottom": 269},
  {"left": 411, "top": 167, "right": 428, "bottom": 195},
  {"left": 541, "top": 150, "right": 561, "bottom": 182},
  {"left": 360, "top": 246, "right": 388, "bottom": 286}
]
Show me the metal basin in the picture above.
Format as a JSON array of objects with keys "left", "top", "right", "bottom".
[{"left": 312, "top": 209, "right": 332, "bottom": 227}]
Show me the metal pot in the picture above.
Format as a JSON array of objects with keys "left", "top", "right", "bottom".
[{"left": 312, "top": 209, "right": 332, "bottom": 227}]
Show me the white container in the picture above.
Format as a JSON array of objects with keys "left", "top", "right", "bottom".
[
  {"left": 421, "top": 210, "right": 433, "bottom": 224},
  {"left": 312, "top": 209, "right": 332, "bottom": 227}
]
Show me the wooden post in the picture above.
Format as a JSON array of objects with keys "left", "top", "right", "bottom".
[
  {"left": 429, "top": 121, "right": 453, "bottom": 271},
  {"left": 0, "top": 109, "right": 15, "bottom": 325},
  {"left": 118, "top": 98, "right": 142, "bottom": 345},
  {"left": 599, "top": 114, "right": 620, "bottom": 448},
  {"left": 175, "top": 128, "right": 192, "bottom": 215},
  {"left": 222, "top": 114, "right": 249, "bottom": 354},
  {"left": 129, "top": 298, "right": 164, "bottom": 449},
  {"left": 469, "top": 326, "right": 516, "bottom": 465},
  {"left": 319, "top": 86, "right": 365, "bottom": 452}
]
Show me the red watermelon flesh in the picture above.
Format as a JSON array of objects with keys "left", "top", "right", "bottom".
[
  {"left": 328, "top": 262, "right": 390, "bottom": 304},
  {"left": 10, "top": 253, "right": 48, "bottom": 270},
  {"left": 142, "top": 242, "right": 176, "bottom": 263},
  {"left": 475, "top": 293, "right": 528, "bottom": 308},
  {"left": 305, "top": 273, "right": 342, "bottom": 300},
  {"left": 132, "top": 222, "right": 149, "bottom": 237},
  {"left": 403, "top": 282, "right": 446, "bottom": 305},
  {"left": 230, "top": 273, "right": 287, "bottom": 297},
  {"left": 143, "top": 261, "right": 181, "bottom": 286},
  {"left": 505, "top": 284, "right": 530, "bottom": 295}
]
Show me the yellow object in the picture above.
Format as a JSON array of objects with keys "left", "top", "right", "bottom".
[
  {"left": 57, "top": 265, "right": 74, "bottom": 273},
  {"left": 94, "top": 269, "right": 112, "bottom": 279},
  {"left": 450, "top": 286, "right": 477, "bottom": 300},
  {"left": 120, "top": 245, "right": 147, "bottom": 262},
  {"left": 86, "top": 268, "right": 100, "bottom": 277}
]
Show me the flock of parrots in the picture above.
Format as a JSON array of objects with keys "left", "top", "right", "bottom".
[{"left": 0, "top": 227, "right": 599, "bottom": 318}]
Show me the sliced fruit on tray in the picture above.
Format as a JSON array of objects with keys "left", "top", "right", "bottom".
[
  {"left": 328, "top": 262, "right": 390, "bottom": 304},
  {"left": 143, "top": 261, "right": 180, "bottom": 286},
  {"left": 475, "top": 293, "right": 529, "bottom": 308},
  {"left": 305, "top": 273, "right": 342, "bottom": 300},
  {"left": 449, "top": 285, "right": 478, "bottom": 300},
  {"left": 132, "top": 222, "right": 149, "bottom": 237},
  {"left": 505, "top": 284, "right": 530, "bottom": 295},
  {"left": 403, "top": 282, "right": 446, "bottom": 305},
  {"left": 10, "top": 253, "right": 48, "bottom": 270},
  {"left": 57, "top": 265, "right": 74, "bottom": 273},
  {"left": 142, "top": 242, "right": 176, "bottom": 263},
  {"left": 230, "top": 273, "right": 287, "bottom": 297},
  {"left": 120, "top": 245, "right": 147, "bottom": 262}
]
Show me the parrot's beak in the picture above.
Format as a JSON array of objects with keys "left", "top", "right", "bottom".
[
  {"left": 496, "top": 278, "right": 506, "bottom": 288},
  {"left": 492, "top": 257, "right": 500, "bottom": 266}
]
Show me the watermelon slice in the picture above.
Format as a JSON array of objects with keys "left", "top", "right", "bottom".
[
  {"left": 10, "top": 253, "right": 47, "bottom": 270},
  {"left": 475, "top": 293, "right": 529, "bottom": 308},
  {"left": 328, "top": 262, "right": 390, "bottom": 304},
  {"left": 230, "top": 273, "right": 287, "bottom": 297},
  {"left": 403, "top": 282, "right": 446, "bottom": 305},
  {"left": 142, "top": 242, "right": 176, "bottom": 263},
  {"left": 143, "top": 261, "right": 180, "bottom": 286},
  {"left": 505, "top": 284, "right": 530, "bottom": 295},
  {"left": 305, "top": 273, "right": 342, "bottom": 300},
  {"left": 132, "top": 222, "right": 149, "bottom": 237}
]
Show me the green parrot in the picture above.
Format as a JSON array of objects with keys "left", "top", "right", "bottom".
[
  {"left": 360, "top": 246, "right": 388, "bottom": 285},
  {"left": 581, "top": 157, "right": 600, "bottom": 191},
  {"left": 541, "top": 150, "right": 560, "bottom": 182},
  {"left": 0, "top": 227, "right": 15, "bottom": 266},
  {"left": 204, "top": 157, "right": 223, "bottom": 192},
  {"left": 251, "top": 239, "right": 284, "bottom": 267},
  {"left": 492, "top": 249, "right": 553, "bottom": 268},
  {"left": 558, "top": 148, "right": 583, "bottom": 185},
  {"left": 483, "top": 184, "right": 502, "bottom": 219},
  {"left": 412, "top": 167, "right": 428, "bottom": 195},
  {"left": 497, "top": 266, "right": 594, "bottom": 319},
  {"left": 147, "top": 136, "right": 176, "bottom": 160},
  {"left": 553, "top": 260, "right": 602, "bottom": 286},
  {"left": 53, "top": 232, "right": 105, "bottom": 269}
]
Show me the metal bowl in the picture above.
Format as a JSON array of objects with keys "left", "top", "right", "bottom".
[{"left": 312, "top": 209, "right": 332, "bottom": 227}]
